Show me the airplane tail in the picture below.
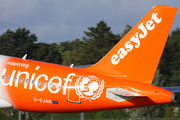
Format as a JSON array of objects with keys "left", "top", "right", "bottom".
[{"left": 81, "top": 5, "right": 178, "bottom": 84}]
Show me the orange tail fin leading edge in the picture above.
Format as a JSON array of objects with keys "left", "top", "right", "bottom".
[{"left": 81, "top": 5, "right": 178, "bottom": 84}]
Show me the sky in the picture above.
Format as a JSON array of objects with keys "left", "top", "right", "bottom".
[{"left": 0, "top": 0, "right": 180, "bottom": 43}]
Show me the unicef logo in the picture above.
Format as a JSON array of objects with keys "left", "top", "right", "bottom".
[{"left": 75, "top": 76, "right": 104, "bottom": 101}]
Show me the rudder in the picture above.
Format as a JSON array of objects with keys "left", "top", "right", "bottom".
[{"left": 81, "top": 5, "right": 178, "bottom": 84}]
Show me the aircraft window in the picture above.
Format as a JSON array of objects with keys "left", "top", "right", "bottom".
[
  {"left": 14, "top": 77, "right": 17, "bottom": 81},
  {"left": 43, "top": 82, "right": 47, "bottom": 86},
  {"left": 56, "top": 84, "right": 59, "bottom": 88},
  {"left": 8, "top": 76, "right": 11, "bottom": 80},
  {"left": 26, "top": 79, "right": 29, "bottom": 83},
  {"left": 2, "top": 75, "right": 5, "bottom": 79},
  {"left": 20, "top": 78, "right": 23, "bottom": 83},
  {"left": 38, "top": 81, "right": 41, "bottom": 86},
  {"left": 32, "top": 80, "right": 35, "bottom": 84},
  {"left": 50, "top": 83, "right": 53, "bottom": 88}
]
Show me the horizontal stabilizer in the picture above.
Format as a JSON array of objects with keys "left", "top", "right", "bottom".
[
  {"left": 106, "top": 87, "right": 146, "bottom": 102},
  {"left": 108, "top": 91, "right": 146, "bottom": 98},
  {"left": 74, "top": 64, "right": 93, "bottom": 68},
  {"left": 162, "top": 86, "right": 180, "bottom": 93}
]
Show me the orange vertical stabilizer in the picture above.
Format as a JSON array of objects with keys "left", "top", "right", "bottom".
[{"left": 81, "top": 5, "right": 178, "bottom": 84}]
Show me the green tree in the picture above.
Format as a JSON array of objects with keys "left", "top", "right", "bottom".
[
  {"left": 152, "top": 69, "right": 165, "bottom": 87},
  {"left": 80, "top": 20, "right": 121, "bottom": 64},
  {"left": 121, "top": 24, "right": 132, "bottom": 37},
  {"left": 31, "top": 43, "right": 49, "bottom": 61},
  {"left": 159, "top": 28, "right": 180, "bottom": 86},
  {"left": 30, "top": 42, "right": 62, "bottom": 64},
  {"left": 0, "top": 28, "right": 37, "bottom": 58},
  {"left": 59, "top": 39, "right": 84, "bottom": 65},
  {"left": 60, "top": 21, "right": 122, "bottom": 66}
]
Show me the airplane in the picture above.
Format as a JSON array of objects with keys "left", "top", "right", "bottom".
[{"left": 0, "top": 5, "right": 179, "bottom": 113}]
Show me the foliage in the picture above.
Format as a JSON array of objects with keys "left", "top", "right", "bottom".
[
  {"left": 60, "top": 21, "right": 121, "bottom": 66},
  {"left": 32, "top": 42, "right": 62, "bottom": 64},
  {"left": 121, "top": 24, "right": 132, "bottom": 37},
  {"left": 0, "top": 28, "right": 37, "bottom": 57},
  {"left": 80, "top": 20, "right": 121, "bottom": 64},
  {"left": 0, "top": 28, "right": 62, "bottom": 64},
  {"left": 159, "top": 28, "right": 180, "bottom": 86},
  {"left": 59, "top": 39, "right": 84, "bottom": 65}
]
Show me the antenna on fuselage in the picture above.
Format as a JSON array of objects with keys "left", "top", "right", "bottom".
[
  {"left": 22, "top": 54, "right": 27, "bottom": 60},
  {"left": 70, "top": 64, "right": 74, "bottom": 68}
]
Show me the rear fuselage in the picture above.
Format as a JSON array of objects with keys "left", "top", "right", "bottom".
[{"left": 0, "top": 55, "right": 173, "bottom": 112}]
